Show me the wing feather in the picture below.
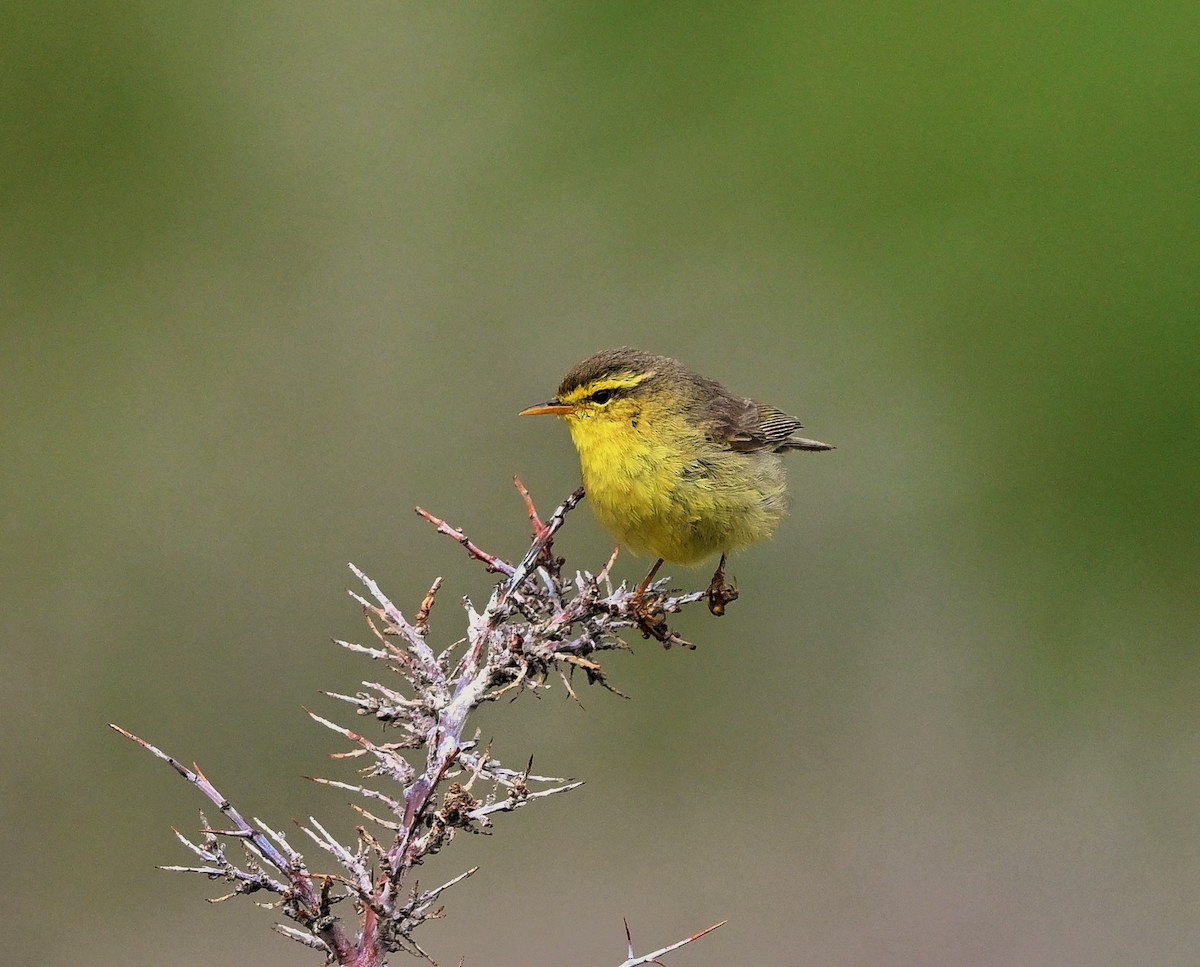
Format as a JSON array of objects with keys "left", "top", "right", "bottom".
[{"left": 717, "top": 400, "right": 832, "bottom": 452}]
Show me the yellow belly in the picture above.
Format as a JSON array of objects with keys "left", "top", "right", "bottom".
[{"left": 566, "top": 413, "right": 788, "bottom": 565}]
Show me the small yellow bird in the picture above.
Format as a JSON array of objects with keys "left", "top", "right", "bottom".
[{"left": 520, "top": 347, "right": 832, "bottom": 616}]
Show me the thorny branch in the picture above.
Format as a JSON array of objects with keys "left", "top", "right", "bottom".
[{"left": 113, "top": 480, "right": 717, "bottom": 965}]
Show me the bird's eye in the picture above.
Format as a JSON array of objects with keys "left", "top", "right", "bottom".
[{"left": 590, "top": 388, "right": 616, "bottom": 404}]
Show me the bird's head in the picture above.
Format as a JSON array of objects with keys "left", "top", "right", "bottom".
[{"left": 519, "top": 348, "right": 675, "bottom": 431}]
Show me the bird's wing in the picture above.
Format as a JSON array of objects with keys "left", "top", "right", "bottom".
[{"left": 719, "top": 401, "right": 833, "bottom": 452}]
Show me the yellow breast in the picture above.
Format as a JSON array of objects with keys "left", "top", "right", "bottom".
[{"left": 564, "top": 406, "right": 788, "bottom": 565}]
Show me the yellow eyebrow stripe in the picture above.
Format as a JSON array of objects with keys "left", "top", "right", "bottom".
[{"left": 558, "top": 371, "right": 654, "bottom": 405}]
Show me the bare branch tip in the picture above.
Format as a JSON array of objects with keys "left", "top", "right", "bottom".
[{"left": 118, "top": 487, "right": 721, "bottom": 964}]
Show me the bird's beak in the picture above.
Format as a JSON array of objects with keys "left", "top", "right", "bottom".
[{"left": 519, "top": 400, "right": 575, "bottom": 417}]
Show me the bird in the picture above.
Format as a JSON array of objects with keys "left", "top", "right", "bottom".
[{"left": 519, "top": 347, "right": 832, "bottom": 618}]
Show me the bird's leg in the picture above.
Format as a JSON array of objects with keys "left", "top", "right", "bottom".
[
  {"left": 632, "top": 558, "right": 664, "bottom": 605},
  {"left": 631, "top": 558, "right": 670, "bottom": 639},
  {"left": 706, "top": 553, "right": 739, "bottom": 616},
  {"left": 625, "top": 557, "right": 695, "bottom": 649}
]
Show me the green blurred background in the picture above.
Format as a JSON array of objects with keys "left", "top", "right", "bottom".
[{"left": 4, "top": 3, "right": 1198, "bottom": 965}]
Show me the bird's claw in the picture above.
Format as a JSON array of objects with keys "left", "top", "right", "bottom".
[
  {"left": 705, "top": 555, "right": 738, "bottom": 616},
  {"left": 633, "top": 604, "right": 695, "bottom": 650},
  {"left": 706, "top": 582, "right": 738, "bottom": 616}
]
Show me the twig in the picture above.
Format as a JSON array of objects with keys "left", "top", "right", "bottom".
[
  {"left": 114, "top": 482, "right": 719, "bottom": 965},
  {"left": 621, "top": 919, "right": 729, "bottom": 966}
]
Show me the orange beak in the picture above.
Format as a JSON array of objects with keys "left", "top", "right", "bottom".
[{"left": 519, "top": 400, "right": 575, "bottom": 417}]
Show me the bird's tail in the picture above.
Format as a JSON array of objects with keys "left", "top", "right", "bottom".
[{"left": 779, "top": 436, "right": 835, "bottom": 452}]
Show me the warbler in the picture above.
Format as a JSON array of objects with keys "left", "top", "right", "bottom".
[{"left": 520, "top": 347, "right": 832, "bottom": 615}]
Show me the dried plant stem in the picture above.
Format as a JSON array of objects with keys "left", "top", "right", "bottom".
[{"left": 113, "top": 480, "right": 718, "bottom": 965}]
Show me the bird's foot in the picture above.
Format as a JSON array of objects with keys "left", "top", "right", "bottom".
[
  {"left": 633, "top": 606, "right": 695, "bottom": 650},
  {"left": 706, "top": 555, "right": 738, "bottom": 616},
  {"left": 628, "top": 557, "right": 695, "bottom": 648}
]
